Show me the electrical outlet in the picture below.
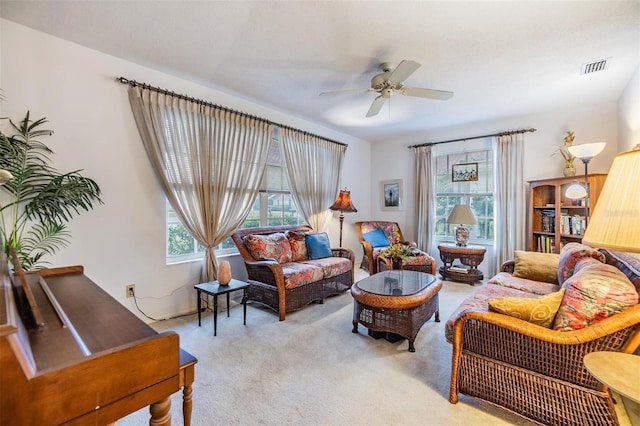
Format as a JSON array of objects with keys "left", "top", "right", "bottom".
[{"left": 126, "top": 284, "right": 135, "bottom": 298}]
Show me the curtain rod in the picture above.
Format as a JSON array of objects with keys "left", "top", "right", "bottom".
[
  {"left": 116, "top": 77, "right": 348, "bottom": 148},
  {"left": 408, "top": 127, "right": 537, "bottom": 149}
]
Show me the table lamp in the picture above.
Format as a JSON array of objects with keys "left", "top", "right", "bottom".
[
  {"left": 565, "top": 141, "right": 606, "bottom": 227},
  {"left": 447, "top": 204, "right": 477, "bottom": 247},
  {"left": 582, "top": 145, "right": 640, "bottom": 253},
  {"left": 329, "top": 188, "right": 357, "bottom": 247}
]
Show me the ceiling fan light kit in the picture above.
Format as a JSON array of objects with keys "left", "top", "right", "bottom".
[{"left": 321, "top": 59, "right": 454, "bottom": 117}]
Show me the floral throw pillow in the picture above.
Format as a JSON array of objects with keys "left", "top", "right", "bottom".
[
  {"left": 553, "top": 261, "right": 638, "bottom": 331},
  {"left": 243, "top": 233, "right": 293, "bottom": 264},
  {"left": 557, "top": 242, "right": 605, "bottom": 284},
  {"left": 286, "top": 230, "right": 308, "bottom": 261}
]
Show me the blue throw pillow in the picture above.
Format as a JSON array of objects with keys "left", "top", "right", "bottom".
[
  {"left": 306, "top": 232, "right": 332, "bottom": 260},
  {"left": 362, "top": 228, "right": 389, "bottom": 248}
]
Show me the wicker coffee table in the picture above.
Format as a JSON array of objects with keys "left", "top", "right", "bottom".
[{"left": 351, "top": 270, "right": 442, "bottom": 352}]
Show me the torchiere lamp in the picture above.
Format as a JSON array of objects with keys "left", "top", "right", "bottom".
[
  {"left": 565, "top": 141, "right": 606, "bottom": 227},
  {"left": 582, "top": 145, "right": 640, "bottom": 253},
  {"left": 447, "top": 204, "right": 477, "bottom": 247},
  {"left": 329, "top": 188, "right": 357, "bottom": 247}
]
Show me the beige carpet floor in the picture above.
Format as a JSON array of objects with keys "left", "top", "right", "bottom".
[{"left": 118, "top": 270, "right": 535, "bottom": 426}]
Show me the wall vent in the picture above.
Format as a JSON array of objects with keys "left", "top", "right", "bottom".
[{"left": 581, "top": 58, "right": 611, "bottom": 75}]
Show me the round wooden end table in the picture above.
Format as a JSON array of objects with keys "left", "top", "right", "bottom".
[{"left": 437, "top": 243, "right": 486, "bottom": 284}]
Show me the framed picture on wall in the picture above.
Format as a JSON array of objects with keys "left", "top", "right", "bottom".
[
  {"left": 381, "top": 179, "right": 403, "bottom": 211},
  {"left": 452, "top": 162, "right": 479, "bottom": 182}
]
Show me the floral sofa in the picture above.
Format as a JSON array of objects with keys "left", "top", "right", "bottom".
[
  {"left": 446, "top": 243, "right": 640, "bottom": 426},
  {"left": 231, "top": 225, "right": 354, "bottom": 321},
  {"left": 355, "top": 221, "right": 436, "bottom": 275}
]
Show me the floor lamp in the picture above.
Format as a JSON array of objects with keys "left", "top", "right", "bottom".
[
  {"left": 329, "top": 188, "right": 357, "bottom": 247},
  {"left": 582, "top": 145, "right": 640, "bottom": 252},
  {"left": 565, "top": 142, "right": 606, "bottom": 227}
]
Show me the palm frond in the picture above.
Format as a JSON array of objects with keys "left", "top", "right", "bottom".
[{"left": 0, "top": 112, "right": 102, "bottom": 270}]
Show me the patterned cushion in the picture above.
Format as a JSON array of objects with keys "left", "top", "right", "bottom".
[
  {"left": 303, "top": 257, "right": 352, "bottom": 279},
  {"left": 557, "top": 242, "right": 606, "bottom": 284},
  {"left": 243, "top": 233, "right": 293, "bottom": 264},
  {"left": 281, "top": 262, "right": 324, "bottom": 289},
  {"left": 359, "top": 222, "right": 401, "bottom": 244},
  {"left": 600, "top": 249, "right": 640, "bottom": 291},
  {"left": 513, "top": 251, "right": 560, "bottom": 284},
  {"left": 488, "top": 272, "right": 561, "bottom": 296},
  {"left": 553, "top": 260, "right": 639, "bottom": 331},
  {"left": 488, "top": 289, "right": 565, "bottom": 328},
  {"left": 286, "top": 230, "right": 308, "bottom": 261}
]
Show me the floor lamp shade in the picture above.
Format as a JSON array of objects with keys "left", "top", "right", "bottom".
[
  {"left": 329, "top": 189, "right": 357, "bottom": 247},
  {"left": 582, "top": 148, "right": 640, "bottom": 253}
]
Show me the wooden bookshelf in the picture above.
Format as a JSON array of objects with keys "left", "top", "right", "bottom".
[{"left": 528, "top": 174, "right": 607, "bottom": 253}]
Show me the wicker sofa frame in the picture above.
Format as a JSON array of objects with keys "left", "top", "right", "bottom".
[
  {"left": 449, "top": 249, "right": 640, "bottom": 426},
  {"left": 231, "top": 225, "right": 354, "bottom": 321}
]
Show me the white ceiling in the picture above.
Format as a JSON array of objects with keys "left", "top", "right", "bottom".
[{"left": 1, "top": 1, "right": 639, "bottom": 143}]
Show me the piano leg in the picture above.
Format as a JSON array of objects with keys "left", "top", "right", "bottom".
[
  {"left": 149, "top": 397, "right": 171, "bottom": 426},
  {"left": 182, "top": 383, "right": 193, "bottom": 426}
]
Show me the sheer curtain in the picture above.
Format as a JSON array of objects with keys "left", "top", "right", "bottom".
[
  {"left": 493, "top": 133, "right": 526, "bottom": 274},
  {"left": 280, "top": 128, "right": 346, "bottom": 232},
  {"left": 415, "top": 145, "right": 438, "bottom": 258},
  {"left": 128, "top": 87, "right": 273, "bottom": 281}
]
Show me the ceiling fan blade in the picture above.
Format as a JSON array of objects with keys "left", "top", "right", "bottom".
[
  {"left": 366, "top": 95, "right": 387, "bottom": 117},
  {"left": 387, "top": 60, "right": 421, "bottom": 84},
  {"left": 319, "top": 88, "right": 373, "bottom": 96},
  {"left": 401, "top": 86, "right": 454, "bottom": 100}
]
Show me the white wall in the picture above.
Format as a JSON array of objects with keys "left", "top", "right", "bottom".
[
  {"left": 0, "top": 20, "right": 371, "bottom": 321},
  {"left": 371, "top": 101, "right": 620, "bottom": 277},
  {"left": 618, "top": 65, "right": 640, "bottom": 153}
]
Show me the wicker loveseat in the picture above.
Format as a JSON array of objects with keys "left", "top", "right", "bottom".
[
  {"left": 231, "top": 225, "right": 354, "bottom": 321},
  {"left": 446, "top": 244, "right": 640, "bottom": 426}
]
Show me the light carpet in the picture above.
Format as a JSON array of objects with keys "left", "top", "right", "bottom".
[{"left": 118, "top": 271, "right": 534, "bottom": 426}]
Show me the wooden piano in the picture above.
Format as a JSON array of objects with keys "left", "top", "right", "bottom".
[{"left": 0, "top": 253, "right": 186, "bottom": 425}]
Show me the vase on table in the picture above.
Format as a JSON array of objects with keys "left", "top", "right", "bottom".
[
  {"left": 218, "top": 261, "right": 232, "bottom": 285},
  {"left": 563, "top": 166, "right": 576, "bottom": 177}
]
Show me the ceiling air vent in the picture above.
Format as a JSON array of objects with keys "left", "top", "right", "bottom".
[{"left": 581, "top": 58, "right": 611, "bottom": 75}]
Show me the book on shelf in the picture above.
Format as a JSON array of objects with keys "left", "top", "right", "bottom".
[
  {"left": 560, "top": 213, "right": 585, "bottom": 236},
  {"left": 537, "top": 235, "right": 556, "bottom": 253},
  {"left": 542, "top": 209, "right": 555, "bottom": 233}
]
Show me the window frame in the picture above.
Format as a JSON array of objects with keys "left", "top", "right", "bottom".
[
  {"left": 165, "top": 138, "right": 303, "bottom": 264},
  {"left": 434, "top": 149, "right": 495, "bottom": 245}
]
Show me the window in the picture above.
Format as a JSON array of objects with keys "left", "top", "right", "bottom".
[
  {"left": 435, "top": 150, "right": 494, "bottom": 242},
  {"left": 166, "top": 138, "right": 303, "bottom": 263}
]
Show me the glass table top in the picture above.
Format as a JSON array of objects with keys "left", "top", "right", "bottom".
[{"left": 358, "top": 270, "right": 437, "bottom": 296}]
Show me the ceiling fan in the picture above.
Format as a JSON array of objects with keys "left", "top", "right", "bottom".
[{"left": 320, "top": 60, "right": 453, "bottom": 117}]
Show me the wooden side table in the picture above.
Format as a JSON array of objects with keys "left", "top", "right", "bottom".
[
  {"left": 437, "top": 243, "right": 486, "bottom": 284},
  {"left": 194, "top": 279, "right": 249, "bottom": 336}
]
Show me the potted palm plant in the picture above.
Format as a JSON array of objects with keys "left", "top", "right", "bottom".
[{"left": 0, "top": 112, "right": 103, "bottom": 270}]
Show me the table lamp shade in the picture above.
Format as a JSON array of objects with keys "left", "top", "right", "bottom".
[
  {"left": 582, "top": 148, "right": 640, "bottom": 253},
  {"left": 447, "top": 204, "right": 477, "bottom": 225},
  {"left": 330, "top": 189, "right": 357, "bottom": 213}
]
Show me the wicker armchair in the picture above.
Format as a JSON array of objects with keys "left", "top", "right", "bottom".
[
  {"left": 231, "top": 225, "right": 354, "bottom": 321},
  {"left": 355, "top": 221, "right": 434, "bottom": 275},
  {"left": 449, "top": 250, "right": 640, "bottom": 426}
]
